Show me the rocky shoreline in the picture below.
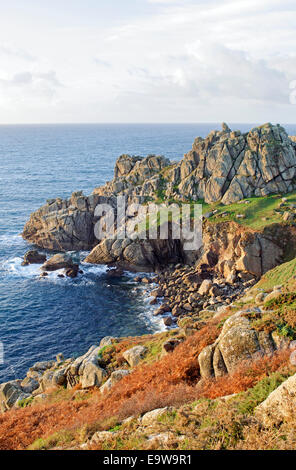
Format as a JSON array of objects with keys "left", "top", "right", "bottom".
[
  {"left": 0, "top": 239, "right": 259, "bottom": 413},
  {"left": 2, "top": 122, "right": 296, "bottom": 420},
  {"left": 0, "top": 245, "right": 269, "bottom": 414},
  {"left": 22, "top": 123, "right": 296, "bottom": 269}
]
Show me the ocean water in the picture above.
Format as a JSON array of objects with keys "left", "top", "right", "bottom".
[{"left": 1, "top": 122, "right": 296, "bottom": 383}]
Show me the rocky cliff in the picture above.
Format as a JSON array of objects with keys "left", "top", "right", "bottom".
[
  {"left": 93, "top": 122, "right": 296, "bottom": 205},
  {"left": 22, "top": 192, "right": 118, "bottom": 251},
  {"left": 22, "top": 123, "right": 296, "bottom": 270}
]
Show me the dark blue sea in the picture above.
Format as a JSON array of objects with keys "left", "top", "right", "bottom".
[{"left": 1, "top": 123, "right": 296, "bottom": 382}]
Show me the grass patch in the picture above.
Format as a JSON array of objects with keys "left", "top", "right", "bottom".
[
  {"left": 109, "top": 424, "right": 122, "bottom": 432},
  {"left": 141, "top": 330, "right": 179, "bottom": 364},
  {"left": 157, "top": 409, "right": 177, "bottom": 425},
  {"left": 256, "top": 258, "right": 296, "bottom": 291},
  {"left": 17, "top": 396, "right": 34, "bottom": 408},
  {"left": 237, "top": 371, "right": 293, "bottom": 415},
  {"left": 200, "top": 191, "right": 296, "bottom": 231},
  {"left": 28, "top": 430, "right": 75, "bottom": 450},
  {"left": 247, "top": 293, "right": 296, "bottom": 340}
]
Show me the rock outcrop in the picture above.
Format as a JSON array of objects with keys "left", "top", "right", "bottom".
[
  {"left": 0, "top": 360, "right": 55, "bottom": 412},
  {"left": 93, "top": 154, "right": 171, "bottom": 202},
  {"left": 22, "top": 191, "right": 103, "bottom": 251},
  {"left": 255, "top": 373, "right": 296, "bottom": 425},
  {"left": 178, "top": 123, "right": 296, "bottom": 204},
  {"left": 85, "top": 236, "right": 186, "bottom": 271},
  {"left": 0, "top": 346, "right": 110, "bottom": 412},
  {"left": 41, "top": 253, "right": 76, "bottom": 271},
  {"left": 199, "top": 221, "right": 284, "bottom": 279},
  {"left": 22, "top": 250, "right": 46, "bottom": 265},
  {"left": 22, "top": 124, "right": 296, "bottom": 268},
  {"left": 198, "top": 311, "right": 289, "bottom": 378},
  {"left": 93, "top": 123, "right": 296, "bottom": 205}
]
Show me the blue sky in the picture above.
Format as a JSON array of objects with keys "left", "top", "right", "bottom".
[{"left": 0, "top": 0, "right": 296, "bottom": 123}]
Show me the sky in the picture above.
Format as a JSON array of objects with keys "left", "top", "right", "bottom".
[{"left": 0, "top": 0, "right": 296, "bottom": 123}]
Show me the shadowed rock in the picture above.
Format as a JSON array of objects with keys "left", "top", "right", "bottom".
[
  {"left": 198, "top": 311, "right": 287, "bottom": 379},
  {"left": 41, "top": 253, "right": 75, "bottom": 271},
  {"left": 22, "top": 250, "right": 46, "bottom": 265}
]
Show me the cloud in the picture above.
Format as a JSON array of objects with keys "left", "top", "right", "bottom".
[
  {"left": 147, "top": 0, "right": 184, "bottom": 3},
  {"left": 94, "top": 58, "right": 112, "bottom": 68},
  {"left": 183, "top": 41, "right": 288, "bottom": 103},
  {"left": 92, "top": 0, "right": 294, "bottom": 123},
  {"left": 0, "top": 71, "right": 63, "bottom": 88},
  {"left": 2, "top": 72, "right": 33, "bottom": 86},
  {"left": 0, "top": 70, "right": 64, "bottom": 109},
  {"left": 0, "top": 45, "right": 36, "bottom": 62},
  {"left": 0, "top": 0, "right": 295, "bottom": 122}
]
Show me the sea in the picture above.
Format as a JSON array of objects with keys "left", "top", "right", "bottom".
[{"left": 1, "top": 122, "right": 296, "bottom": 383}]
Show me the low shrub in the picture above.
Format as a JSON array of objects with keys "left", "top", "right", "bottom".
[
  {"left": 237, "top": 371, "right": 293, "bottom": 415},
  {"left": 0, "top": 319, "right": 293, "bottom": 451}
]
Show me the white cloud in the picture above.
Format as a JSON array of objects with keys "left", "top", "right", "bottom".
[
  {"left": 94, "top": 58, "right": 112, "bottom": 68},
  {"left": 0, "top": 0, "right": 295, "bottom": 122},
  {"left": 0, "top": 70, "right": 64, "bottom": 113},
  {"left": 147, "top": 0, "right": 184, "bottom": 3},
  {"left": 0, "top": 44, "right": 36, "bottom": 62}
]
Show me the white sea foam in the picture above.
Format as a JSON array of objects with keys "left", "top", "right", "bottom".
[
  {"left": 1, "top": 255, "right": 108, "bottom": 286},
  {"left": 81, "top": 263, "right": 108, "bottom": 275},
  {"left": 2, "top": 257, "right": 41, "bottom": 278},
  {"left": 0, "top": 233, "right": 25, "bottom": 248},
  {"left": 138, "top": 302, "right": 167, "bottom": 332},
  {"left": 1, "top": 252, "right": 165, "bottom": 332}
]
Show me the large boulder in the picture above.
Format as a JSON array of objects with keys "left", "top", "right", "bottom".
[
  {"left": 255, "top": 373, "right": 296, "bottom": 426},
  {"left": 20, "top": 376, "right": 39, "bottom": 394},
  {"left": 22, "top": 250, "right": 46, "bottom": 265},
  {"left": 99, "top": 336, "right": 115, "bottom": 348},
  {"left": 41, "top": 253, "right": 75, "bottom": 271},
  {"left": 198, "top": 311, "right": 279, "bottom": 378},
  {"left": 0, "top": 381, "right": 24, "bottom": 412},
  {"left": 100, "top": 369, "right": 130, "bottom": 394},
  {"left": 141, "top": 407, "right": 171, "bottom": 426},
  {"left": 28, "top": 360, "right": 55, "bottom": 374},
  {"left": 197, "top": 344, "right": 216, "bottom": 378},
  {"left": 66, "top": 345, "right": 107, "bottom": 389},
  {"left": 52, "top": 368, "right": 67, "bottom": 387},
  {"left": 122, "top": 346, "right": 148, "bottom": 367},
  {"left": 81, "top": 359, "right": 106, "bottom": 389},
  {"left": 198, "top": 279, "right": 213, "bottom": 295}
]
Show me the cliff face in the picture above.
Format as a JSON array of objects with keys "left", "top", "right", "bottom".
[
  {"left": 93, "top": 122, "right": 296, "bottom": 205},
  {"left": 22, "top": 123, "right": 296, "bottom": 265},
  {"left": 179, "top": 123, "right": 296, "bottom": 204},
  {"left": 198, "top": 221, "right": 284, "bottom": 279},
  {"left": 22, "top": 191, "right": 101, "bottom": 251}
]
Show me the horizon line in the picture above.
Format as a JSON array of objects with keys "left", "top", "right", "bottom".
[{"left": 0, "top": 121, "right": 296, "bottom": 126}]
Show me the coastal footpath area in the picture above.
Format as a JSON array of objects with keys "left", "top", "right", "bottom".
[{"left": 2, "top": 123, "right": 296, "bottom": 449}]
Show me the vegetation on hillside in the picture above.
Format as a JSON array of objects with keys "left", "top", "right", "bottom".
[
  {"left": 256, "top": 257, "right": 296, "bottom": 291},
  {"left": 0, "top": 307, "right": 294, "bottom": 451},
  {"left": 201, "top": 191, "right": 296, "bottom": 231},
  {"left": 6, "top": 188, "right": 296, "bottom": 451}
]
